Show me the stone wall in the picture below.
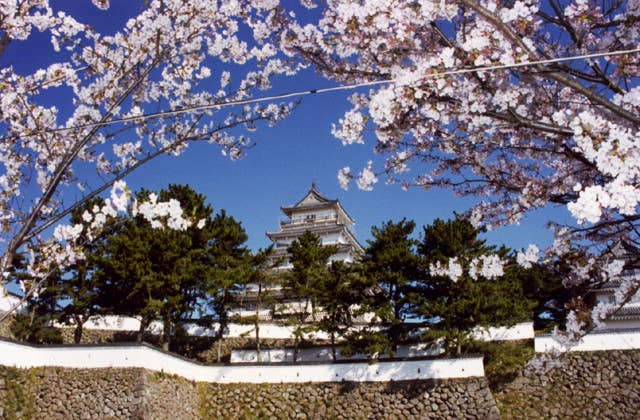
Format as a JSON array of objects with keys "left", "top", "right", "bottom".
[
  {"left": 4, "top": 349, "right": 638, "bottom": 419},
  {"left": 495, "top": 349, "right": 640, "bottom": 418},
  {"left": 0, "top": 366, "right": 145, "bottom": 419},
  {"left": 143, "top": 373, "right": 201, "bottom": 420},
  {"left": 0, "top": 366, "right": 498, "bottom": 419},
  {"left": 199, "top": 378, "right": 499, "bottom": 419},
  {"left": 59, "top": 328, "right": 141, "bottom": 344}
]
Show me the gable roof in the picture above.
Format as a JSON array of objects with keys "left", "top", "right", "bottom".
[
  {"left": 282, "top": 183, "right": 337, "bottom": 211},
  {"left": 280, "top": 184, "right": 355, "bottom": 225}
]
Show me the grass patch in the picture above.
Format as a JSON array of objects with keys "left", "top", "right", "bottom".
[{"left": 467, "top": 339, "right": 534, "bottom": 391}]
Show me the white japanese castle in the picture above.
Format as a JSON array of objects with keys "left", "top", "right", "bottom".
[
  {"left": 266, "top": 183, "right": 363, "bottom": 269},
  {"left": 230, "top": 184, "right": 364, "bottom": 321}
]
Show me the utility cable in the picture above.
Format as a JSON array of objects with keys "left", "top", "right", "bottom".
[{"left": 17, "top": 47, "right": 640, "bottom": 136}]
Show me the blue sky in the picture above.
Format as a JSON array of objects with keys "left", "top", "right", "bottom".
[{"left": 3, "top": 1, "right": 575, "bottom": 253}]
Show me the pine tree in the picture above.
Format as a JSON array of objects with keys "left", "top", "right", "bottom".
[
  {"left": 315, "top": 261, "right": 366, "bottom": 360},
  {"left": 96, "top": 184, "right": 215, "bottom": 351},
  {"left": 57, "top": 198, "right": 112, "bottom": 343},
  {"left": 204, "top": 209, "right": 251, "bottom": 362},
  {"left": 417, "top": 216, "right": 534, "bottom": 355},
  {"left": 283, "top": 230, "right": 338, "bottom": 361},
  {"left": 360, "top": 219, "right": 421, "bottom": 355},
  {"left": 236, "top": 247, "right": 280, "bottom": 363}
]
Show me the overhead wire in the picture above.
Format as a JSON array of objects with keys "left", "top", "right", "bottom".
[{"left": 15, "top": 47, "right": 640, "bottom": 137}]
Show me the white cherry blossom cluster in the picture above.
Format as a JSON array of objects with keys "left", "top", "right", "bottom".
[
  {"left": 516, "top": 244, "right": 540, "bottom": 269},
  {"left": 0, "top": 0, "right": 298, "bottom": 300},
  {"left": 429, "top": 254, "right": 507, "bottom": 282},
  {"left": 468, "top": 255, "right": 505, "bottom": 280},
  {"left": 132, "top": 193, "right": 192, "bottom": 231},
  {"left": 20, "top": 180, "right": 197, "bottom": 300},
  {"left": 355, "top": 161, "right": 378, "bottom": 191},
  {"left": 276, "top": 0, "right": 640, "bottom": 345},
  {"left": 429, "top": 257, "right": 463, "bottom": 283},
  {"left": 337, "top": 167, "right": 352, "bottom": 190},
  {"left": 331, "top": 110, "right": 367, "bottom": 145}
]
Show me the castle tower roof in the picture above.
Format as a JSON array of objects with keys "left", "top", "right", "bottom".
[{"left": 279, "top": 183, "right": 355, "bottom": 225}]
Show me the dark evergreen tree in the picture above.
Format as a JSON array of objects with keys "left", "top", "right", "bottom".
[
  {"left": 282, "top": 230, "right": 338, "bottom": 361},
  {"left": 417, "top": 216, "right": 534, "bottom": 355},
  {"left": 204, "top": 209, "right": 251, "bottom": 362},
  {"left": 235, "top": 247, "right": 280, "bottom": 363},
  {"left": 359, "top": 219, "right": 421, "bottom": 355},
  {"left": 9, "top": 255, "right": 62, "bottom": 344},
  {"left": 315, "top": 261, "right": 366, "bottom": 360},
  {"left": 96, "top": 184, "right": 215, "bottom": 351},
  {"left": 57, "top": 198, "right": 111, "bottom": 343}
]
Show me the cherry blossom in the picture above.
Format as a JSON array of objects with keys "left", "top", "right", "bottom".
[
  {"left": 0, "top": 0, "right": 297, "bottom": 317},
  {"left": 277, "top": 0, "right": 640, "bottom": 341},
  {"left": 468, "top": 255, "right": 505, "bottom": 280},
  {"left": 516, "top": 244, "right": 540, "bottom": 269},
  {"left": 429, "top": 257, "right": 463, "bottom": 283}
]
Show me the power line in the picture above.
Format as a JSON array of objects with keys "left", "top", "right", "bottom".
[{"left": 18, "top": 47, "right": 640, "bottom": 136}]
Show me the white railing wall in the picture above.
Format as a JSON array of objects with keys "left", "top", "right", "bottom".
[
  {"left": 535, "top": 329, "right": 640, "bottom": 352},
  {"left": 471, "top": 322, "right": 534, "bottom": 341},
  {"left": 231, "top": 343, "right": 444, "bottom": 363},
  {"left": 0, "top": 339, "right": 484, "bottom": 383},
  {"left": 53, "top": 315, "right": 534, "bottom": 342}
]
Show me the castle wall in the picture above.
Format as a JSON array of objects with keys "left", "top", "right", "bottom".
[{"left": 495, "top": 350, "right": 640, "bottom": 418}]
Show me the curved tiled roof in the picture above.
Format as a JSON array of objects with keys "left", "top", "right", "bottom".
[{"left": 609, "top": 305, "right": 640, "bottom": 319}]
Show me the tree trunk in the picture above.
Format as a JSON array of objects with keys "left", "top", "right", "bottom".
[
  {"left": 254, "top": 316, "right": 261, "bottom": 363},
  {"left": 293, "top": 323, "right": 303, "bottom": 363},
  {"left": 216, "top": 316, "right": 226, "bottom": 363},
  {"left": 217, "top": 336, "right": 223, "bottom": 363},
  {"left": 162, "top": 315, "right": 171, "bottom": 352},
  {"left": 255, "top": 284, "right": 262, "bottom": 363},
  {"left": 331, "top": 331, "right": 337, "bottom": 361},
  {"left": 73, "top": 315, "right": 83, "bottom": 344},
  {"left": 136, "top": 319, "right": 147, "bottom": 343}
]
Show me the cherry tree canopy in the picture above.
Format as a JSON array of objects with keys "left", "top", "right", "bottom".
[
  {"left": 3, "top": 0, "right": 640, "bottom": 340},
  {"left": 0, "top": 0, "right": 293, "bottom": 307},
  {"left": 277, "top": 0, "right": 640, "bottom": 335}
]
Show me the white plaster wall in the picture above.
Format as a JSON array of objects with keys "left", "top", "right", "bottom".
[
  {"left": 52, "top": 317, "right": 534, "bottom": 342},
  {"left": 535, "top": 330, "right": 640, "bottom": 352},
  {"left": 0, "top": 339, "right": 484, "bottom": 383},
  {"left": 290, "top": 209, "right": 335, "bottom": 223},
  {"left": 329, "top": 252, "right": 352, "bottom": 263},
  {"left": 54, "top": 316, "right": 164, "bottom": 335},
  {"left": 321, "top": 232, "right": 342, "bottom": 244},
  {"left": 231, "top": 343, "right": 444, "bottom": 363},
  {"left": 471, "top": 322, "right": 535, "bottom": 341},
  {"left": 602, "top": 319, "right": 640, "bottom": 329},
  {"left": 594, "top": 290, "right": 640, "bottom": 306}
]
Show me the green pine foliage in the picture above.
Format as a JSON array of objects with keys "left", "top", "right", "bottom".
[
  {"left": 358, "top": 219, "right": 421, "bottom": 355},
  {"left": 204, "top": 209, "right": 252, "bottom": 362},
  {"left": 7, "top": 253, "right": 63, "bottom": 345},
  {"left": 282, "top": 231, "right": 338, "bottom": 361},
  {"left": 95, "top": 184, "right": 220, "bottom": 351},
  {"left": 315, "top": 261, "right": 368, "bottom": 360},
  {"left": 416, "top": 216, "right": 535, "bottom": 355},
  {"left": 57, "top": 198, "right": 111, "bottom": 343},
  {"left": 10, "top": 276, "right": 63, "bottom": 345}
]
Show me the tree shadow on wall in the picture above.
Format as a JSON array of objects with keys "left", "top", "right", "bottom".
[{"left": 384, "top": 379, "right": 438, "bottom": 399}]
